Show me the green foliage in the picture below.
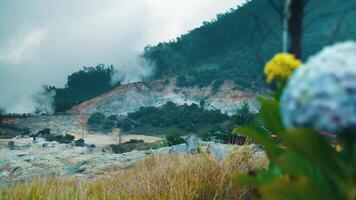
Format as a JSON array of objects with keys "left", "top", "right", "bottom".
[
  {"left": 75, "top": 138, "right": 85, "bottom": 147},
  {"left": 66, "top": 64, "right": 115, "bottom": 91},
  {"left": 211, "top": 80, "right": 223, "bottom": 94},
  {"left": 108, "top": 115, "right": 118, "bottom": 121},
  {"left": 143, "top": 0, "right": 356, "bottom": 91},
  {"left": 49, "top": 64, "right": 121, "bottom": 112},
  {"left": 199, "top": 126, "right": 223, "bottom": 141},
  {"left": 34, "top": 128, "right": 51, "bottom": 138},
  {"left": 116, "top": 119, "right": 134, "bottom": 131},
  {"left": 46, "top": 134, "right": 75, "bottom": 144},
  {"left": 232, "top": 101, "right": 259, "bottom": 127},
  {"left": 117, "top": 102, "right": 229, "bottom": 134},
  {"left": 110, "top": 139, "right": 162, "bottom": 154},
  {"left": 88, "top": 112, "right": 106, "bottom": 125},
  {"left": 164, "top": 132, "right": 185, "bottom": 146},
  {"left": 103, "top": 120, "right": 116, "bottom": 130},
  {"left": 87, "top": 112, "right": 117, "bottom": 132},
  {"left": 233, "top": 97, "right": 356, "bottom": 200},
  {"left": 34, "top": 129, "right": 76, "bottom": 144}
]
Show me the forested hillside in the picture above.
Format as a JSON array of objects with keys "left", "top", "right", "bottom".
[{"left": 143, "top": 0, "right": 356, "bottom": 91}]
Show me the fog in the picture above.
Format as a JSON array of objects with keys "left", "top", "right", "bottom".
[{"left": 0, "top": 0, "right": 244, "bottom": 113}]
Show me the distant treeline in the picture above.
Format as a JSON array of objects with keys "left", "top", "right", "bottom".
[{"left": 87, "top": 101, "right": 259, "bottom": 143}]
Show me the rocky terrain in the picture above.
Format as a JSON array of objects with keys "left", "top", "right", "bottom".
[
  {"left": 1, "top": 78, "right": 259, "bottom": 137},
  {"left": 1, "top": 115, "right": 81, "bottom": 136},
  {"left": 0, "top": 135, "right": 266, "bottom": 187},
  {"left": 0, "top": 79, "right": 262, "bottom": 187},
  {"left": 69, "top": 78, "right": 259, "bottom": 116}
]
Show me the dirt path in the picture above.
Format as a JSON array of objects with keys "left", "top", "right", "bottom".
[{"left": 72, "top": 132, "right": 162, "bottom": 147}]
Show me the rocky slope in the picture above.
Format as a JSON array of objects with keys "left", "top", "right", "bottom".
[{"left": 69, "top": 78, "right": 259, "bottom": 116}]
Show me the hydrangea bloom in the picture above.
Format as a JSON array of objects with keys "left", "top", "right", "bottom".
[
  {"left": 281, "top": 42, "right": 356, "bottom": 134},
  {"left": 264, "top": 53, "right": 302, "bottom": 83}
]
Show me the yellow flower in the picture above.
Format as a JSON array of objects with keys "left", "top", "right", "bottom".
[
  {"left": 332, "top": 144, "right": 343, "bottom": 152},
  {"left": 264, "top": 53, "right": 302, "bottom": 83}
]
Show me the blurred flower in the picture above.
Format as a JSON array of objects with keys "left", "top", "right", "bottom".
[
  {"left": 264, "top": 53, "right": 302, "bottom": 83},
  {"left": 332, "top": 144, "right": 343, "bottom": 152},
  {"left": 281, "top": 42, "right": 356, "bottom": 134}
]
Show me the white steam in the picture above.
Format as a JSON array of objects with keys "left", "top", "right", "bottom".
[
  {"left": 111, "top": 55, "right": 155, "bottom": 84},
  {"left": 33, "top": 87, "right": 56, "bottom": 114}
]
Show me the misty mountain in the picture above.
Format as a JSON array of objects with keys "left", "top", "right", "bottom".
[
  {"left": 143, "top": 0, "right": 356, "bottom": 91},
  {"left": 39, "top": 0, "right": 356, "bottom": 113}
]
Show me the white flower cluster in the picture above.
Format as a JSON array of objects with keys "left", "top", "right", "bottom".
[{"left": 281, "top": 42, "right": 356, "bottom": 134}]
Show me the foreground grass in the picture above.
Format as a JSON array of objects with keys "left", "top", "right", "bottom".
[{"left": 0, "top": 145, "right": 267, "bottom": 200}]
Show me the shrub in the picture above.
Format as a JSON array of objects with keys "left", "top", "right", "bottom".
[
  {"left": 88, "top": 112, "right": 106, "bottom": 125},
  {"left": 108, "top": 115, "right": 118, "bottom": 121},
  {"left": 75, "top": 138, "right": 85, "bottom": 147},
  {"left": 103, "top": 120, "right": 116, "bottom": 130},
  {"left": 110, "top": 139, "right": 146, "bottom": 154},
  {"left": 45, "top": 134, "right": 75, "bottom": 144},
  {"left": 34, "top": 128, "right": 51, "bottom": 137},
  {"left": 117, "top": 119, "right": 133, "bottom": 131},
  {"left": 126, "top": 139, "right": 144, "bottom": 144},
  {"left": 119, "top": 102, "right": 230, "bottom": 134},
  {"left": 165, "top": 132, "right": 185, "bottom": 146},
  {"left": 211, "top": 79, "right": 223, "bottom": 94}
]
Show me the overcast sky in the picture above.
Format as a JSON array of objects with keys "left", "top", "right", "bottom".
[{"left": 0, "top": 0, "right": 245, "bottom": 113}]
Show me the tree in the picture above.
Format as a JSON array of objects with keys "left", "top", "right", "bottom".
[
  {"left": 88, "top": 112, "right": 106, "bottom": 125},
  {"left": 165, "top": 132, "right": 185, "bottom": 146},
  {"left": 288, "top": 0, "right": 305, "bottom": 58},
  {"left": 267, "top": 0, "right": 356, "bottom": 58},
  {"left": 51, "top": 64, "right": 121, "bottom": 112},
  {"left": 232, "top": 101, "right": 258, "bottom": 127}
]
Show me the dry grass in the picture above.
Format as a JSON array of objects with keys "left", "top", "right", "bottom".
[{"left": 0, "top": 145, "right": 267, "bottom": 200}]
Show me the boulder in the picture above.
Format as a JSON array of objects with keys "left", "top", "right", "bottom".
[
  {"left": 33, "top": 137, "right": 46, "bottom": 145},
  {"left": 169, "top": 144, "right": 188, "bottom": 153},
  {"left": 206, "top": 143, "right": 228, "bottom": 159},
  {"left": 185, "top": 134, "right": 201, "bottom": 154},
  {"left": 7, "top": 141, "right": 15, "bottom": 150}
]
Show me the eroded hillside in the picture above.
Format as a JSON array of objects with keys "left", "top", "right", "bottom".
[{"left": 69, "top": 78, "right": 259, "bottom": 116}]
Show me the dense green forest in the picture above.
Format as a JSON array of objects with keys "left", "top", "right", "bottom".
[
  {"left": 88, "top": 102, "right": 259, "bottom": 143},
  {"left": 143, "top": 0, "right": 356, "bottom": 91},
  {"left": 48, "top": 64, "right": 120, "bottom": 112},
  {"left": 123, "top": 102, "right": 229, "bottom": 133}
]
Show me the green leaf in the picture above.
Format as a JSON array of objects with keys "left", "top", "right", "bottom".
[
  {"left": 232, "top": 174, "right": 263, "bottom": 186},
  {"left": 283, "top": 128, "right": 347, "bottom": 182},
  {"left": 274, "top": 151, "right": 327, "bottom": 186},
  {"left": 257, "top": 96, "right": 285, "bottom": 136},
  {"left": 232, "top": 170, "right": 279, "bottom": 186},
  {"left": 260, "top": 176, "right": 336, "bottom": 200},
  {"left": 235, "top": 125, "right": 284, "bottom": 159}
]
